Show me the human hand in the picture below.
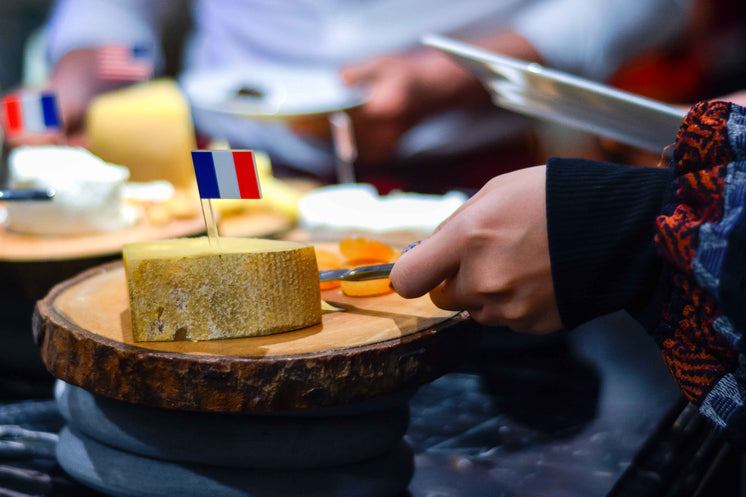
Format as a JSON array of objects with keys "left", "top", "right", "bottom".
[
  {"left": 3, "top": 122, "right": 89, "bottom": 149},
  {"left": 3, "top": 49, "right": 123, "bottom": 150},
  {"left": 340, "top": 49, "right": 489, "bottom": 167},
  {"left": 390, "top": 165, "right": 562, "bottom": 334}
]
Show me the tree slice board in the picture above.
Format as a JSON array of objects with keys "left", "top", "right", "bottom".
[
  {"left": 0, "top": 209, "right": 289, "bottom": 261},
  {"left": 0, "top": 209, "right": 204, "bottom": 263},
  {"left": 34, "top": 262, "right": 479, "bottom": 413},
  {"left": 0, "top": 203, "right": 291, "bottom": 301}
]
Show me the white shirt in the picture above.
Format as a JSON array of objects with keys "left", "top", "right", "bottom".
[{"left": 45, "top": 0, "right": 693, "bottom": 174}]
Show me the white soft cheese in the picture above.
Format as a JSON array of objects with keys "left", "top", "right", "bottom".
[
  {"left": 298, "top": 183, "right": 467, "bottom": 232},
  {"left": 5, "top": 146, "right": 138, "bottom": 236}
]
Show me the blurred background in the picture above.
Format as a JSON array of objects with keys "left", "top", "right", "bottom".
[
  {"left": 2, "top": 2, "right": 746, "bottom": 496},
  {"left": 2, "top": 0, "right": 746, "bottom": 174}
]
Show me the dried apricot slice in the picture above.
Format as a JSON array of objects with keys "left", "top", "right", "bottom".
[
  {"left": 340, "top": 278, "right": 393, "bottom": 297},
  {"left": 339, "top": 237, "right": 395, "bottom": 264},
  {"left": 315, "top": 248, "right": 341, "bottom": 290},
  {"left": 315, "top": 248, "right": 341, "bottom": 268}
]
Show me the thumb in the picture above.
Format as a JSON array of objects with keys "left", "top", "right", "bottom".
[{"left": 390, "top": 229, "right": 460, "bottom": 298}]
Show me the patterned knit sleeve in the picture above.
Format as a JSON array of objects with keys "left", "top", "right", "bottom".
[{"left": 653, "top": 100, "right": 746, "bottom": 447}]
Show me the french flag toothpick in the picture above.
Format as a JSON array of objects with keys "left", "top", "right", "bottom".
[
  {"left": 191, "top": 150, "right": 262, "bottom": 199},
  {"left": 2, "top": 92, "right": 61, "bottom": 136},
  {"left": 97, "top": 44, "right": 153, "bottom": 81}
]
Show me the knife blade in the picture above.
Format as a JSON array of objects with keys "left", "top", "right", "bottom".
[
  {"left": 319, "top": 262, "right": 394, "bottom": 282},
  {"left": 0, "top": 189, "right": 55, "bottom": 201},
  {"left": 422, "top": 34, "right": 686, "bottom": 154}
]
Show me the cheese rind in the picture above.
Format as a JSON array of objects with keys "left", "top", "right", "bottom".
[{"left": 123, "top": 237, "right": 321, "bottom": 341}]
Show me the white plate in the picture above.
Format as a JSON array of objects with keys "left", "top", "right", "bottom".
[
  {"left": 298, "top": 183, "right": 467, "bottom": 233},
  {"left": 182, "top": 64, "right": 368, "bottom": 119},
  {"left": 423, "top": 34, "right": 687, "bottom": 153}
]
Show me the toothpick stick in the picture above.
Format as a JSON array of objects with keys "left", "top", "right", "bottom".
[{"left": 201, "top": 198, "right": 220, "bottom": 247}]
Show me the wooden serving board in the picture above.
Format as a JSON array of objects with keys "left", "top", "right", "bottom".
[
  {"left": 0, "top": 209, "right": 292, "bottom": 262},
  {"left": 34, "top": 262, "right": 479, "bottom": 413},
  {"left": 0, "top": 208, "right": 204, "bottom": 262},
  {"left": 0, "top": 201, "right": 293, "bottom": 301},
  {"left": 218, "top": 210, "right": 294, "bottom": 238}
]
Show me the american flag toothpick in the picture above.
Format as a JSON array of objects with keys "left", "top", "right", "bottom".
[{"left": 97, "top": 44, "right": 153, "bottom": 81}]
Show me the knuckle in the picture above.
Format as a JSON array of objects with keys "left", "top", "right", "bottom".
[
  {"left": 473, "top": 274, "right": 509, "bottom": 295},
  {"left": 500, "top": 301, "right": 531, "bottom": 322}
]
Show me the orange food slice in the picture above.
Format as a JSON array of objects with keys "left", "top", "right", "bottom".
[
  {"left": 315, "top": 248, "right": 341, "bottom": 268},
  {"left": 320, "top": 281, "right": 341, "bottom": 290},
  {"left": 339, "top": 237, "right": 395, "bottom": 264},
  {"left": 338, "top": 238, "right": 398, "bottom": 297},
  {"left": 315, "top": 248, "right": 341, "bottom": 290},
  {"left": 340, "top": 278, "right": 393, "bottom": 297}
]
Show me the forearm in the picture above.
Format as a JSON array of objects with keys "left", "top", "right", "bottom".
[{"left": 546, "top": 158, "right": 673, "bottom": 329}]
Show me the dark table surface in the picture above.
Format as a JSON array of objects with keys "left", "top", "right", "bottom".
[
  {"left": 406, "top": 312, "right": 691, "bottom": 497},
  {"left": 0, "top": 309, "right": 731, "bottom": 497}
]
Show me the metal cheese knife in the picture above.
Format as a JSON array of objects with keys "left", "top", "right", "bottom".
[
  {"left": 0, "top": 189, "right": 55, "bottom": 201},
  {"left": 319, "top": 262, "right": 394, "bottom": 282}
]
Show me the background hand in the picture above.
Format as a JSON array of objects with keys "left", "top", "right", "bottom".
[
  {"left": 390, "top": 165, "right": 562, "bottom": 334},
  {"left": 3, "top": 49, "right": 125, "bottom": 150},
  {"left": 340, "top": 49, "right": 489, "bottom": 167}
]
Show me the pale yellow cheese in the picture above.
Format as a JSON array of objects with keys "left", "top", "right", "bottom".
[
  {"left": 86, "top": 79, "right": 197, "bottom": 189},
  {"left": 123, "top": 237, "right": 321, "bottom": 341}
]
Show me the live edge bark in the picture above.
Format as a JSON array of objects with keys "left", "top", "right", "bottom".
[{"left": 33, "top": 284, "right": 479, "bottom": 414}]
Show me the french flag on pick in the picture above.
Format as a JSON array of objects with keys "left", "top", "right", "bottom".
[
  {"left": 192, "top": 150, "right": 262, "bottom": 199},
  {"left": 2, "top": 92, "right": 61, "bottom": 136}
]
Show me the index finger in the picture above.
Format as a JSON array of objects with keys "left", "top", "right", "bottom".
[{"left": 390, "top": 226, "right": 462, "bottom": 298}]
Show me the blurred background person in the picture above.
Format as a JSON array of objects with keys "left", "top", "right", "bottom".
[{"left": 5, "top": 0, "right": 697, "bottom": 191}]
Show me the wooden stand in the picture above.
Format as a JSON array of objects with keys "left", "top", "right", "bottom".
[
  {"left": 0, "top": 205, "right": 291, "bottom": 300},
  {"left": 0, "top": 206, "right": 291, "bottom": 384},
  {"left": 34, "top": 261, "right": 480, "bottom": 496}
]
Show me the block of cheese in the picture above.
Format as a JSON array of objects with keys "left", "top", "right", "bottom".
[
  {"left": 123, "top": 237, "right": 321, "bottom": 342},
  {"left": 5, "top": 146, "right": 137, "bottom": 236},
  {"left": 86, "top": 79, "right": 197, "bottom": 189}
]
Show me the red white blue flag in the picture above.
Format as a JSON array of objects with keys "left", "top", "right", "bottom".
[
  {"left": 191, "top": 150, "right": 262, "bottom": 199},
  {"left": 97, "top": 44, "right": 153, "bottom": 81},
  {"left": 1, "top": 92, "right": 61, "bottom": 136}
]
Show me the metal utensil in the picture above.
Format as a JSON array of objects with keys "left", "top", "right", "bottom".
[
  {"left": 0, "top": 189, "right": 55, "bottom": 201},
  {"left": 422, "top": 34, "right": 686, "bottom": 153},
  {"left": 319, "top": 262, "right": 394, "bottom": 282}
]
